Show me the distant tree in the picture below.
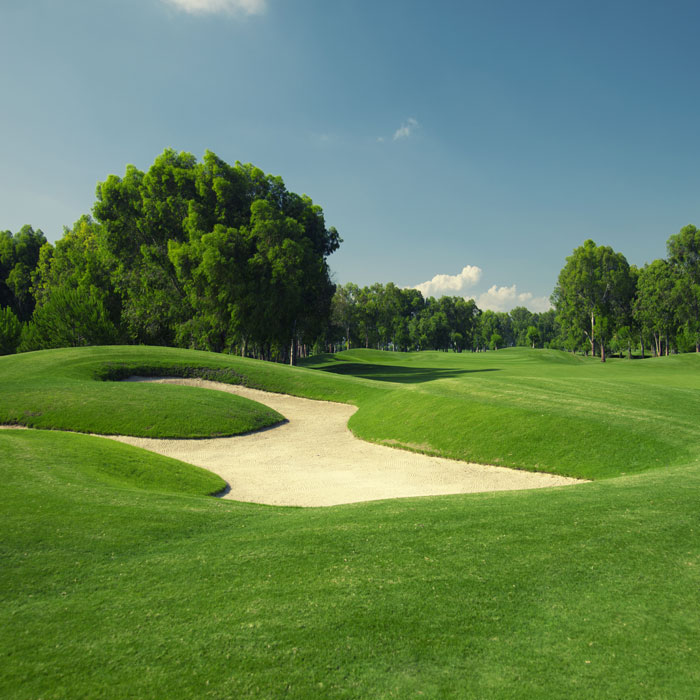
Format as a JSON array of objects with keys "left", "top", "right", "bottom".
[
  {"left": 0, "top": 306, "right": 22, "bottom": 355},
  {"left": 667, "top": 224, "right": 700, "bottom": 352},
  {"left": 534, "top": 309, "right": 560, "bottom": 349},
  {"left": 331, "top": 282, "right": 359, "bottom": 350},
  {"left": 490, "top": 332, "right": 503, "bottom": 350},
  {"left": 510, "top": 306, "right": 534, "bottom": 346},
  {"left": 634, "top": 259, "right": 677, "bottom": 357},
  {"left": 525, "top": 325, "right": 540, "bottom": 349},
  {"left": 479, "top": 310, "right": 499, "bottom": 351},
  {"left": 426, "top": 309, "right": 451, "bottom": 351},
  {"left": 0, "top": 225, "right": 46, "bottom": 321},
  {"left": 453, "top": 297, "right": 480, "bottom": 350},
  {"left": 552, "top": 239, "right": 635, "bottom": 362}
]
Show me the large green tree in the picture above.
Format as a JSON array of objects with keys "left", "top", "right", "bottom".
[{"left": 93, "top": 150, "right": 340, "bottom": 360}]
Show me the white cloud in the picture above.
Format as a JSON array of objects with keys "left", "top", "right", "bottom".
[
  {"left": 476, "top": 285, "right": 551, "bottom": 313},
  {"left": 162, "top": 0, "right": 266, "bottom": 16},
  {"left": 393, "top": 117, "right": 419, "bottom": 141},
  {"left": 414, "top": 265, "right": 482, "bottom": 298}
]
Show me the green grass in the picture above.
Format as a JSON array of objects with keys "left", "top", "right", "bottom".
[
  {"left": 302, "top": 348, "right": 700, "bottom": 479},
  {"left": 2, "top": 345, "right": 700, "bottom": 698},
  {"left": 0, "top": 347, "right": 289, "bottom": 437}
]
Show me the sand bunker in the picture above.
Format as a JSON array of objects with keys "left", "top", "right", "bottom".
[{"left": 98, "top": 377, "right": 584, "bottom": 507}]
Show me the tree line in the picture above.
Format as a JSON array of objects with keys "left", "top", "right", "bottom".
[
  {"left": 1, "top": 147, "right": 698, "bottom": 362},
  {"left": 1, "top": 149, "right": 340, "bottom": 363},
  {"left": 323, "top": 282, "right": 558, "bottom": 353},
  {"left": 552, "top": 228, "right": 700, "bottom": 360},
  {"left": 324, "top": 226, "right": 700, "bottom": 360}
]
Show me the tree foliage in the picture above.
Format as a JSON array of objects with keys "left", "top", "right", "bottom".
[
  {"left": 19, "top": 287, "right": 119, "bottom": 351},
  {"left": 0, "top": 225, "right": 47, "bottom": 321},
  {"left": 3, "top": 148, "right": 697, "bottom": 362},
  {"left": 92, "top": 150, "right": 340, "bottom": 362},
  {"left": 323, "top": 283, "right": 558, "bottom": 353},
  {"left": 667, "top": 224, "right": 700, "bottom": 351},
  {"left": 0, "top": 306, "right": 22, "bottom": 355},
  {"left": 552, "top": 240, "right": 635, "bottom": 361}
]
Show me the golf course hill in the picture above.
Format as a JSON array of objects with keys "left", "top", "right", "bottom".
[{"left": 2, "top": 344, "right": 700, "bottom": 698}]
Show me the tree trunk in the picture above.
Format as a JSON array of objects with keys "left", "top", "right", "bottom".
[
  {"left": 289, "top": 320, "right": 297, "bottom": 366},
  {"left": 640, "top": 334, "right": 645, "bottom": 359},
  {"left": 590, "top": 311, "right": 596, "bottom": 357},
  {"left": 600, "top": 339, "right": 606, "bottom": 362}
]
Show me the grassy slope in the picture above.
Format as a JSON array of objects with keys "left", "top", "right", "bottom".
[
  {"left": 4, "top": 345, "right": 700, "bottom": 478},
  {"left": 2, "top": 431, "right": 699, "bottom": 698},
  {"left": 0, "top": 347, "right": 290, "bottom": 437},
  {"left": 302, "top": 348, "right": 700, "bottom": 479},
  {"left": 3, "top": 345, "right": 700, "bottom": 698}
]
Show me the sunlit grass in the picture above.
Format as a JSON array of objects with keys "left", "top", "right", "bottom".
[{"left": 3, "top": 346, "right": 700, "bottom": 697}]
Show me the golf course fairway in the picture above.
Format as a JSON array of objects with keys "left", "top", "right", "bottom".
[{"left": 2, "top": 345, "right": 699, "bottom": 698}]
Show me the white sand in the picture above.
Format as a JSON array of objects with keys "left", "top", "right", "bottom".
[{"left": 96, "top": 377, "right": 584, "bottom": 507}]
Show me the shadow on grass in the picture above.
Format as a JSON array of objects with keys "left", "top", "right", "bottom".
[{"left": 316, "top": 363, "right": 500, "bottom": 384}]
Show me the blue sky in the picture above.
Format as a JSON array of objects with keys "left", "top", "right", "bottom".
[{"left": 1, "top": 0, "right": 698, "bottom": 311}]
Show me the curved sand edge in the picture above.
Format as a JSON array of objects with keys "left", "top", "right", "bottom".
[{"left": 99, "top": 376, "right": 585, "bottom": 507}]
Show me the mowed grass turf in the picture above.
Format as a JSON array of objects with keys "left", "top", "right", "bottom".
[
  {"left": 303, "top": 348, "right": 700, "bottom": 479},
  {"left": 2, "top": 345, "right": 700, "bottom": 698}
]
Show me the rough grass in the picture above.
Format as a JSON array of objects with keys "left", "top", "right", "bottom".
[{"left": 3, "top": 345, "right": 700, "bottom": 698}]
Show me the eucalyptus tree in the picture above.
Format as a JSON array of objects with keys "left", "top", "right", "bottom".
[
  {"left": 19, "top": 287, "right": 118, "bottom": 351},
  {"left": 667, "top": 224, "right": 700, "bottom": 352},
  {"left": 552, "top": 240, "right": 634, "bottom": 361},
  {"left": 526, "top": 325, "right": 540, "bottom": 349},
  {"left": 510, "top": 306, "right": 534, "bottom": 346},
  {"left": 634, "top": 259, "right": 677, "bottom": 356},
  {"left": 93, "top": 150, "right": 197, "bottom": 344},
  {"left": 534, "top": 309, "right": 559, "bottom": 348},
  {"left": 331, "top": 282, "right": 360, "bottom": 350},
  {"left": 452, "top": 297, "right": 480, "bottom": 350},
  {"left": 478, "top": 310, "right": 499, "bottom": 351}
]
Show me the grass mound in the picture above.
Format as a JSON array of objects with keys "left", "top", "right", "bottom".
[
  {"left": 0, "top": 347, "right": 285, "bottom": 438},
  {"left": 3, "top": 345, "right": 700, "bottom": 479},
  {"left": 305, "top": 347, "right": 700, "bottom": 479},
  {"left": 4, "top": 345, "right": 700, "bottom": 696}
]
